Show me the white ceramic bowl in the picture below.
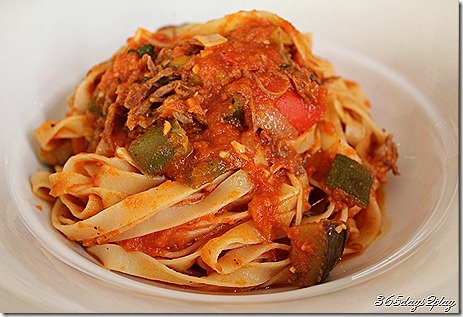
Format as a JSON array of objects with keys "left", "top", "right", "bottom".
[{"left": 0, "top": 0, "right": 458, "bottom": 312}]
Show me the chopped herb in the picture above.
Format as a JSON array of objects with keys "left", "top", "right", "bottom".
[
  {"left": 280, "top": 64, "right": 298, "bottom": 72},
  {"left": 325, "top": 154, "right": 373, "bottom": 207},
  {"left": 156, "top": 76, "right": 177, "bottom": 86},
  {"left": 86, "top": 97, "right": 104, "bottom": 118},
  {"left": 87, "top": 105, "right": 103, "bottom": 117},
  {"left": 140, "top": 76, "right": 150, "bottom": 84},
  {"left": 156, "top": 77, "right": 170, "bottom": 85},
  {"left": 310, "top": 74, "right": 316, "bottom": 82},
  {"left": 150, "top": 102, "right": 162, "bottom": 109},
  {"left": 223, "top": 97, "right": 244, "bottom": 127},
  {"left": 128, "top": 44, "right": 156, "bottom": 57}
]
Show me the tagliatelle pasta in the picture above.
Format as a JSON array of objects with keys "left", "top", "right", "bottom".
[{"left": 31, "top": 10, "right": 398, "bottom": 291}]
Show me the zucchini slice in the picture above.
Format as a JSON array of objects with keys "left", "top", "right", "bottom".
[
  {"left": 286, "top": 220, "right": 348, "bottom": 287},
  {"left": 325, "top": 154, "right": 373, "bottom": 207}
]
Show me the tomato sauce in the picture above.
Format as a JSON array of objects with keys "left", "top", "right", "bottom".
[
  {"left": 118, "top": 214, "right": 230, "bottom": 257},
  {"left": 104, "top": 18, "right": 327, "bottom": 251}
]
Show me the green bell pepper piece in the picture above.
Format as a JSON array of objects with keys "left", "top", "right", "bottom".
[{"left": 128, "top": 120, "right": 191, "bottom": 176}]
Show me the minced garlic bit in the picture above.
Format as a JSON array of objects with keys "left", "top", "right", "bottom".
[
  {"left": 193, "top": 33, "right": 228, "bottom": 47},
  {"left": 335, "top": 223, "right": 347, "bottom": 233},
  {"left": 231, "top": 140, "right": 248, "bottom": 154},
  {"left": 163, "top": 120, "right": 172, "bottom": 136}
]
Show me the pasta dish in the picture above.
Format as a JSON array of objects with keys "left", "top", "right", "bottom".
[{"left": 31, "top": 11, "right": 398, "bottom": 291}]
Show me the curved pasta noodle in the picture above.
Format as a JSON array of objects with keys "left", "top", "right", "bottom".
[
  {"left": 200, "top": 221, "right": 264, "bottom": 273},
  {"left": 70, "top": 61, "right": 113, "bottom": 114},
  {"left": 49, "top": 153, "right": 165, "bottom": 220},
  {"left": 87, "top": 243, "right": 290, "bottom": 289},
  {"left": 111, "top": 169, "right": 252, "bottom": 241},
  {"left": 325, "top": 78, "right": 386, "bottom": 144},
  {"left": 30, "top": 171, "right": 55, "bottom": 203},
  {"left": 343, "top": 194, "right": 382, "bottom": 255},
  {"left": 215, "top": 242, "right": 290, "bottom": 275},
  {"left": 34, "top": 115, "right": 92, "bottom": 151},
  {"left": 52, "top": 174, "right": 208, "bottom": 241}
]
